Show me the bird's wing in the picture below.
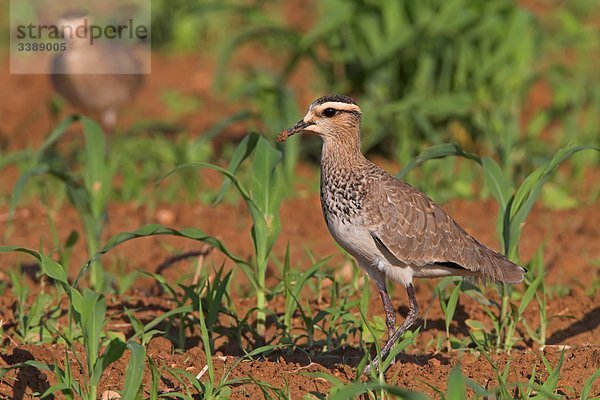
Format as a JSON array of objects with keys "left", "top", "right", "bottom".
[{"left": 363, "top": 173, "right": 524, "bottom": 283}]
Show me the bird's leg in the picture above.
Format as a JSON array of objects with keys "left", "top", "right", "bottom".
[
  {"left": 364, "top": 284, "right": 419, "bottom": 374},
  {"left": 101, "top": 109, "right": 117, "bottom": 134},
  {"left": 377, "top": 287, "right": 396, "bottom": 340}
]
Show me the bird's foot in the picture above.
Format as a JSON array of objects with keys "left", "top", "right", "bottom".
[
  {"left": 362, "top": 351, "right": 397, "bottom": 376},
  {"left": 362, "top": 358, "right": 378, "bottom": 375}
]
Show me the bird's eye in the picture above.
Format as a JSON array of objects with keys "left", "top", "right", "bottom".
[{"left": 323, "top": 108, "right": 337, "bottom": 118}]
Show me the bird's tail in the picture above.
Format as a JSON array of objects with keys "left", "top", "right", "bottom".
[{"left": 481, "top": 251, "right": 526, "bottom": 284}]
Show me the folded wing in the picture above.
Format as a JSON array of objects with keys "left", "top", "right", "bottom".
[{"left": 363, "top": 174, "right": 525, "bottom": 284}]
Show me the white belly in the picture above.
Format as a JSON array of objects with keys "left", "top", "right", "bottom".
[{"left": 327, "top": 218, "right": 379, "bottom": 264}]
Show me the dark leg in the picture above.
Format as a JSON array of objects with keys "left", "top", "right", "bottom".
[
  {"left": 101, "top": 109, "right": 117, "bottom": 134},
  {"left": 365, "top": 266, "right": 396, "bottom": 340},
  {"left": 378, "top": 287, "right": 396, "bottom": 339},
  {"left": 364, "top": 284, "right": 419, "bottom": 374}
]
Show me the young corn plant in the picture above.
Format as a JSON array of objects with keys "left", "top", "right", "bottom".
[
  {"left": 217, "top": 0, "right": 543, "bottom": 172},
  {"left": 166, "top": 132, "right": 284, "bottom": 337},
  {"left": 405, "top": 143, "right": 597, "bottom": 352},
  {"left": 519, "top": 248, "right": 548, "bottom": 347},
  {"left": 0, "top": 247, "right": 145, "bottom": 400},
  {"left": 481, "top": 145, "right": 598, "bottom": 350},
  {"left": 162, "top": 275, "right": 277, "bottom": 399},
  {"left": 302, "top": 369, "right": 427, "bottom": 400},
  {"left": 435, "top": 276, "right": 462, "bottom": 351},
  {"left": 278, "top": 246, "right": 328, "bottom": 341},
  {"left": 8, "top": 269, "right": 57, "bottom": 344},
  {"left": 10, "top": 116, "right": 112, "bottom": 290}
]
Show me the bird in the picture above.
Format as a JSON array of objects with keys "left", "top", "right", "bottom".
[
  {"left": 276, "top": 95, "right": 525, "bottom": 373},
  {"left": 50, "top": 12, "right": 144, "bottom": 133}
]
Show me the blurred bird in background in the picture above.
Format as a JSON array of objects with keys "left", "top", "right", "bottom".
[{"left": 50, "top": 11, "right": 145, "bottom": 133}]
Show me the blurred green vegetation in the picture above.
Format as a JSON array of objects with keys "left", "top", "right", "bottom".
[
  {"left": 1, "top": 0, "right": 597, "bottom": 214},
  {"left": 147, "top": 0, "right": 600, "bottom": 203},
  {"left": 0, "top": 1, "right": 599, "bottom": 397}
]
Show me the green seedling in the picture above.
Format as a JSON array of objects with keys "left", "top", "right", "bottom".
[
  {"left": 482, "top": 146, "right": 598, "bottom": 350},
  {"left": 581, "top": 369, "right": 600, "bottom": 400},
  {"left": 0, "top": 247, "right": 143, "bottom": 399},
  {"left": 10, "top": 116, "right": 112, "bottom": 290},
  {"left": 8, "top": 269, "right": 49, "bottom": 344},
  {"left": 163, "top": 289, "right": 278, "bottom": 399},
  {"left": 280, "top": 246, "right": 328, "bottom": 338},
  {"left": 304, "top": 373, "right": 428, "bottom": 400},
  {"left": 165, "top": 132, "right": 284, "bottom": 337},
  {"left": 435, "top": 277, "right": 462, "bottom": 351},
  {"left": 413, "top": 144, "right": 597, "bottom": 353},
  {"left": 521, "top": 248, "right": 549, "bottom": 346}
]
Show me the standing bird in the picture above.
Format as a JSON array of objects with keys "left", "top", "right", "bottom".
[
  {"left": 277, "top": 95, "right": 525, "bottom": 372},
  {"left": 51, "top": 12, "right": 144, "bottom": 133}
]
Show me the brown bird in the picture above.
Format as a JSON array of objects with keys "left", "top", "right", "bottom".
[
  {"left": 277, "top": 95, "right": 525, "bottom": 372},
  {"left": 51, "top": 13, "right": 144, "bottom": 132}
]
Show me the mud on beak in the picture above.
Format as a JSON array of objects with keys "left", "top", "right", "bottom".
[{"left": 276, "top": 120, "right": 314, "bottom": 142}]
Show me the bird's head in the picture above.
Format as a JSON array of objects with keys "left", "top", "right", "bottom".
[
  {"left": 277, "top": 95, "right": 362, "bottom": 143},
  {"left": 57, "top": 11, "right": 90, "bottom": 35}
]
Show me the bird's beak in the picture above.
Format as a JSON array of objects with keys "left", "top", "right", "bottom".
[{"left": 276, "top": 120, "right": 314, "bottom": 142}]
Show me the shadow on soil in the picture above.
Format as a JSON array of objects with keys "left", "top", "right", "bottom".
[
  {"left": 548, "top": 306, "right": 599, "bottom": 344},
  {"left": 1, "top": 349, "right": 52, "bottom": 400}
]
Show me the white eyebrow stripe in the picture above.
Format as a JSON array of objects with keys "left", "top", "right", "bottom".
[
  {"left": 303, "top": 109, "right": 316, "bottom": 123},
  {"left": 312, "top": 102, "right": 362, "bottom": 114}
]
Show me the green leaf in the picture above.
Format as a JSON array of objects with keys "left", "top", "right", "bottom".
[
  {"left": 39, "top": 254, "right": 69, "bottom": 286},
  {"left": 251, "top": 136, "right": 284, "bottom": 258},
  {"left": 81, "top": 117, "right": 110, "bottom": 218},
  {"left": 162, "top": 162, "right": 253, "bottom": 205},
  {"left": 465, "top": 319, "right": 487, "bottom": 331},
  {"left": 381, "top": 329, "right": 418, "bottom": 371},
  {"left": 0, "top": 247, "right": 83, "bottom": 310},
  {"left": 396, "top": 143, "right": 481, "bottom": 179},
  {"left": 581, "top": 369, "right": 600, "bottom": 400},
  {"left": 447, "top": 365, "right": 467, "bottom": 400},
  {"left": 132, "top": 304, "right": 193, "bottom": 338},
  {"left": 9, "top": 115, "right": 80, "bottom": 217},
  {"left": 482, "top": 157, "right": 512, "bottom": 212},
  {"left": 74, "top": 224, "right": 247, "bottom": 288},
  {"left": 445, "top": 282, "right": 462, "bottom": 333},
  {"left": 251, "top": 136, "right": 283, "bottom": 214},
  {"left": 121, "top": 341, "right": 146, "bottom": 400},
  {"left": 82, "top": 289, "right": 106, "bottom": 384},
  {"left": 328, "top": 381, "right": 427, "bottom": 400},
  {"left": 198, "top": 290, "right": 215, "bottom": 385},
  {"left": 541, "top": 183, "right": 579, "bottom": 210},
  {"left": 0, "top": 360, "right": 51, "bottom": 380},
  {"left": 9, "top": 165, "right": 49, "bottom": 217},
  {"left": 38, "top": 115, "right": 80, "bottom": 154},
  {"left": 204, "top": 269, "right": 232, "bottom": 331},
  {"left": 93, "top": 338, "right": 127, "bottom": 387},
  {"left": 508, "top": 146, "right": 598, "bottom": 257},
  {"left": 532, "top": 351, "right": 564, "bottom": 400},
  {"left": 213, "top": 132, "right": 260, "bottom": 204},
  {"left": 518, "top": 272, "right": 544, "bottom": 316}
]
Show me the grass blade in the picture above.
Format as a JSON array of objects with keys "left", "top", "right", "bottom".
[
  {"left": 447, "top": 365, "right": 467, "bottom": 400},
  {"left": 121, "top": 341, "right": 146, "bottom": 400},
  {"left": 328, "top": 381, "right": 427, "bottom": 400},
  {"left": 75, "top": 224, "right": 247, "bottom": 287},
  {"left": 396, "top": 143, "right": 481, "bottom": 179},
  {"left": 482, "top": 156, "right": 512, "bottom": 211}
]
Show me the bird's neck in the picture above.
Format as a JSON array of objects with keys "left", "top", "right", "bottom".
[
  {"left": 320, "top": 129, "right": 366, "bottom": 170},
  {"left": 320, "top": 129, "right": 374, "bottom": 205},
  {"left": 319, "top": 129, "right": 372, "bottom": 223}
]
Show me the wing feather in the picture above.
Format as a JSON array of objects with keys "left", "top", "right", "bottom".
[{"left": 363, "top": 173, "right": 524, "bottom": 283}]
